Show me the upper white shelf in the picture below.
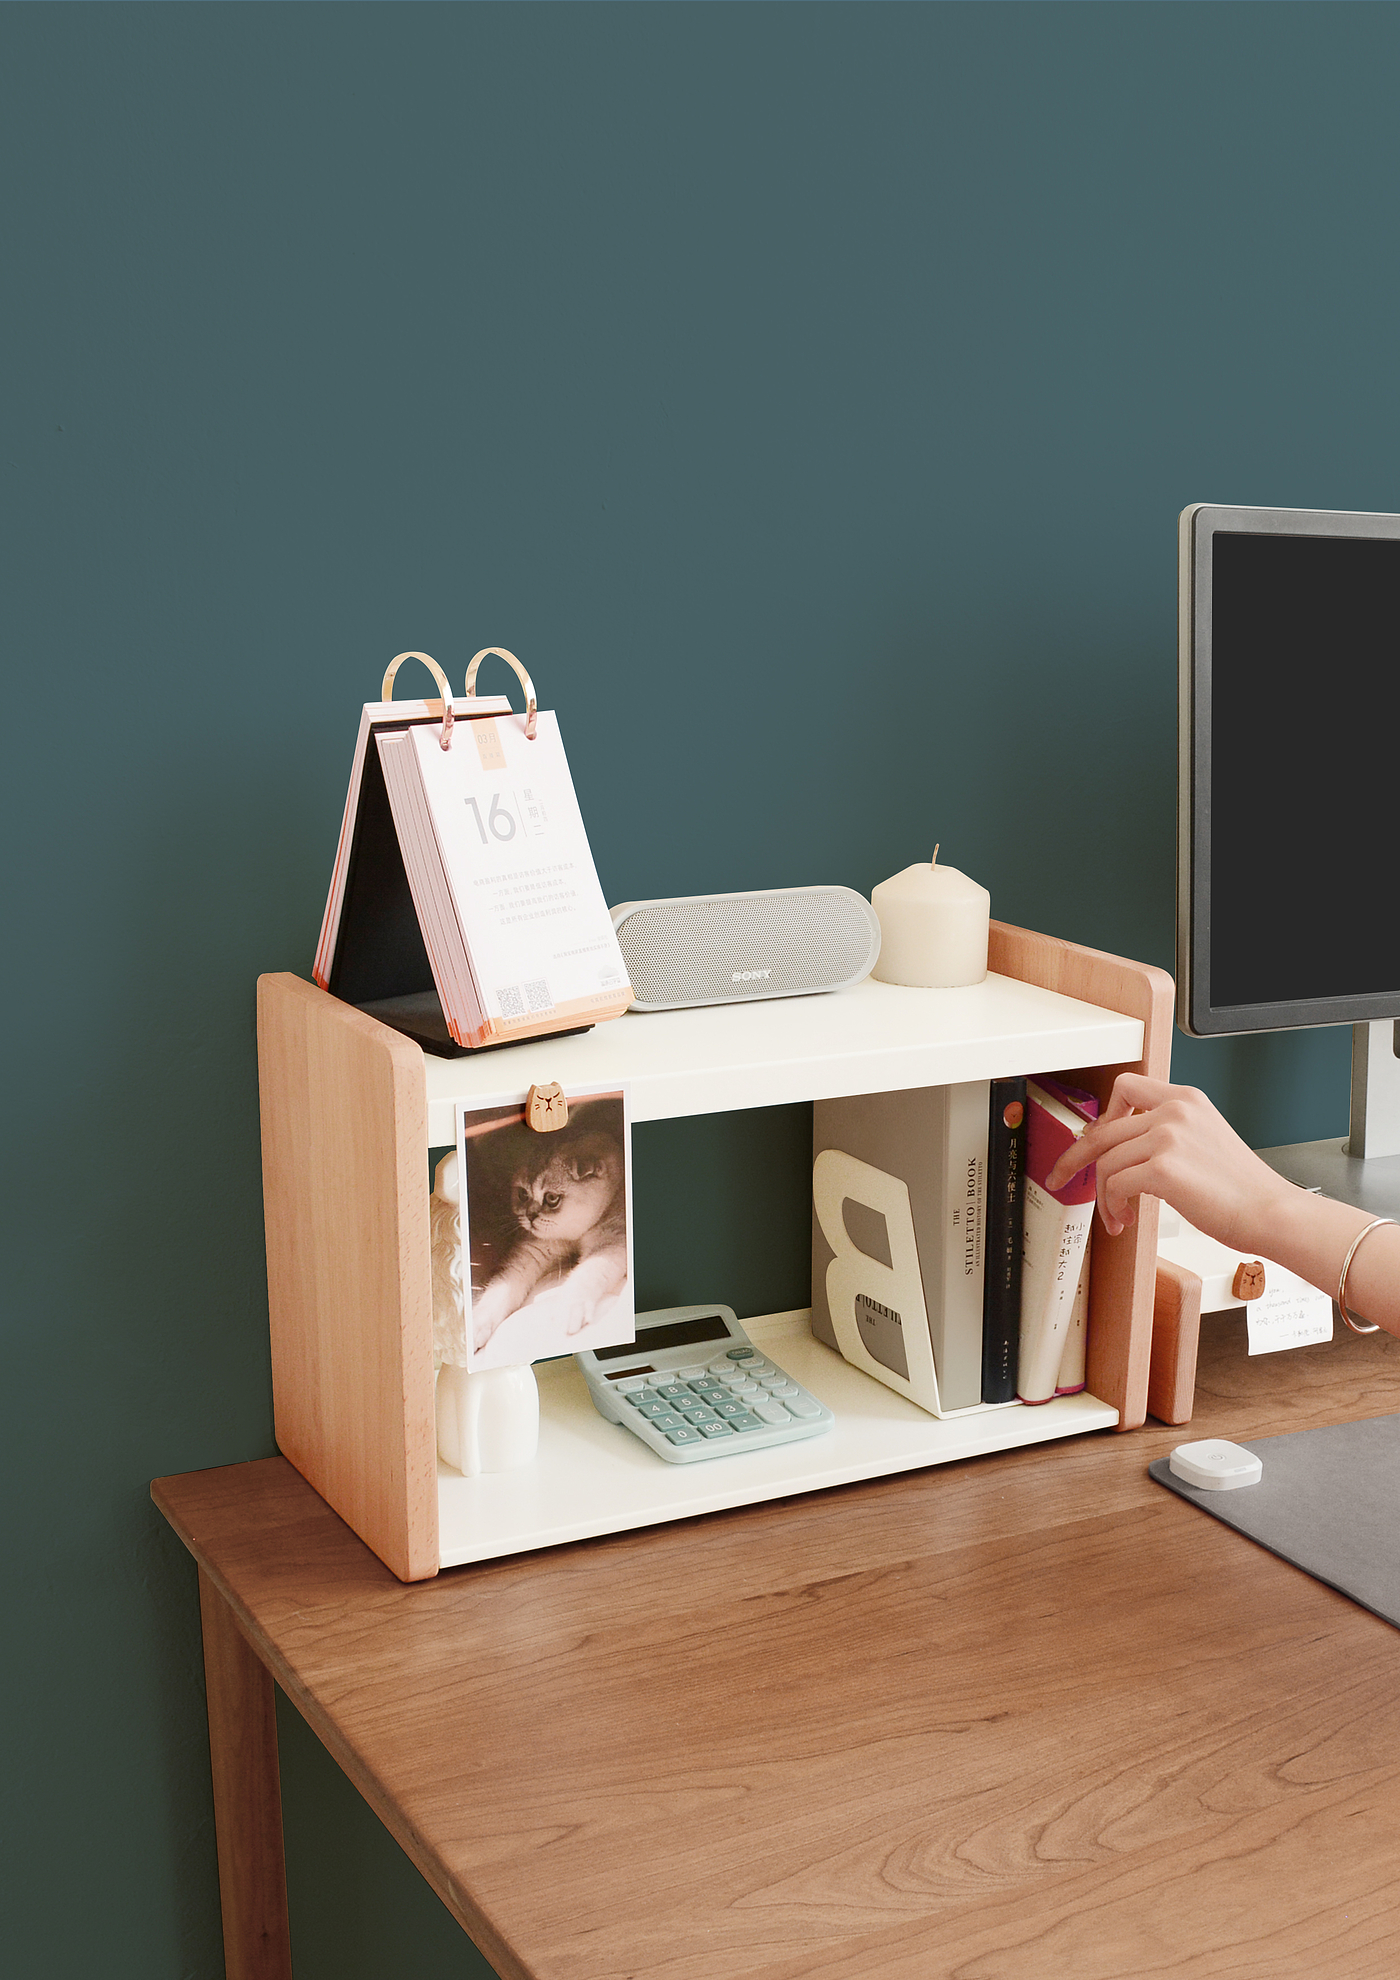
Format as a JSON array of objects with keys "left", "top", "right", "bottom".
[{"left": 421, "top": 972, "right": 1143, "bottom": 1142}]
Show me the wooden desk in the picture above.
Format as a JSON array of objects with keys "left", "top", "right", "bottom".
[{"left": 154, "top": 1315, "right": 1400, "bottom": 1980}]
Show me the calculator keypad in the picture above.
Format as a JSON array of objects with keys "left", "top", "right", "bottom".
[{"left": 615, "top": 1358, "right": 829, "bottom": 1461}]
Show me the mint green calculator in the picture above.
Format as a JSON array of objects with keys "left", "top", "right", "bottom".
[{"left": 577, "top": 1304, "right": 834, "bottom": 1463}]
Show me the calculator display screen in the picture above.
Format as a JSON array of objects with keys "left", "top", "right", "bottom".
[{"left": 593, "top": 1316, "right": 731, "bottom": 1359}]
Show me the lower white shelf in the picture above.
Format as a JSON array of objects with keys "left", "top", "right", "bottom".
[{"left": 435, "top": 1308, "right": 1120, "bottom": 1569}]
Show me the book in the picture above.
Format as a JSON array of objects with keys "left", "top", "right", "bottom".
[
  {"left": 981, "top": 1077, "right": 1027, "bottom": 1404},
  {"left": 1017, "top": 1078, "right": 1097, "bottom": 1404},
  {"left": 811, "top": 1082, "right": 988, "bottom": 1415},
  {"left": 316, "top": 692, "right": 633, "bottom": 1051},
  {"left": 1055, "top": 1243, "right": 1090, "bottom": 1395},
  {"left": 1042, "top": 1078, "right": 1097, "bottom": 1398}
]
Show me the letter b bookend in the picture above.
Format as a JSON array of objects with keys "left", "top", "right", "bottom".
[{"left": 812, "top": 1148, "right": 946, "bottom": 1415}]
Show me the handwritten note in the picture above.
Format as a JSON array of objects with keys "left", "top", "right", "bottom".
[{"left": 1246, "top": 1268, "right": 1334, "bottom": 1356}]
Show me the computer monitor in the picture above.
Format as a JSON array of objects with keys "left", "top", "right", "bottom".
[
  {"left": 1179, "top": 502, "right": 1400, "bottom": 1036},
  {"left": 1178, "top": 503, "right": 1400, "bottom": 1202}
]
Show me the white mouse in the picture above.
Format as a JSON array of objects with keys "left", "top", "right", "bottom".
[{"left": 1169, "top": 1439, "right": 1263, "bottom": 1491}]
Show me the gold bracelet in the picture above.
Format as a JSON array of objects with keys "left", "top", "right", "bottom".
[{"left": 1336, "top": 1216, "right": 1397, "bottom": 1334}]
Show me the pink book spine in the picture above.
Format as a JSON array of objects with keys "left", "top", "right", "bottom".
[{"left": 1025, "top": 1098, "right": 1096, "bottom": 1208}]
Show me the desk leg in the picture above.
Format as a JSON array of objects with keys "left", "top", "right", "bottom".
[{"left": 199, "top": 1568, "right": 295, "bottom": 1980}]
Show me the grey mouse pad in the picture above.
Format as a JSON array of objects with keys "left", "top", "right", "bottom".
[{"left": 1150, "top": 1413, "right": 1400, "bottom": 1630}]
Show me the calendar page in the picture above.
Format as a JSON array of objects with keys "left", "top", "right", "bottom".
[{"left": 409, "top": 711, "right": 631, "bottom": 1036}]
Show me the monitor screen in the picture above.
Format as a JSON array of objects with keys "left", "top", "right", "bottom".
[{"left": 1180, "top": 507, "right": 1400, "bottom": 1035}]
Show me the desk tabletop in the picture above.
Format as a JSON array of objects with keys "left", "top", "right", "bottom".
[{"left": 154, "top": 1318, "right": 1400, "bottom": 1980}]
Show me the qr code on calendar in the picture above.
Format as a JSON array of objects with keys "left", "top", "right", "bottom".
[
  {"left": 525, "top": 979, "right": 554, "bottom": 1012},
  {"left": 497, "top": 984, "right": 526, "bottom": 1018}
]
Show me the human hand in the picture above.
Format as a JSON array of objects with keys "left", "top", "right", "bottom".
[{"left": 1043, "top": 1074, "right": 1294, "bottom": 1248}]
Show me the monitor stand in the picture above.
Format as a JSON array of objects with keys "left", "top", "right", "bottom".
[{"left": 1258, "top": 1020, "right": 1400, "bottom": 1219}]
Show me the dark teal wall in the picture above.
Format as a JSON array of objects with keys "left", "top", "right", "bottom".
[{"left": 4, "top": 5, "right": 1396, "bottom": 1974}]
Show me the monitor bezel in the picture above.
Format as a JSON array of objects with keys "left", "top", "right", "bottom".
[{"left": 1178, "top": 501, "right": 1400, "bottom": 1037}]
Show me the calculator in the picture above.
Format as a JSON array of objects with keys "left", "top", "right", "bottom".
[{"left": 576, "top": 1304, "right": 835, "bottom": 1464}]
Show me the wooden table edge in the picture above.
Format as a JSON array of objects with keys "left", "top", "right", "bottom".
[{"left": 152, "top": 1467, "right": 533, "bottom": 1980}]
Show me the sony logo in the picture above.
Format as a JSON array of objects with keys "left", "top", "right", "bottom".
[{"left": 731, "top": 969, "right": 771, "bottom": 982}]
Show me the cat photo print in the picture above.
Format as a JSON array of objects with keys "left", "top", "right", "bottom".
[{"left": 447, "top": 1085, "right": 635, "bottom": 1370}]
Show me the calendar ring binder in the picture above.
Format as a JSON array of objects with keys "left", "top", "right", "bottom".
[
  {"left": 465, "top": 647, "right": 538, "bottom": 741},
  {"left": 381, "top": 652, "right": 455, "bottom": 750}
]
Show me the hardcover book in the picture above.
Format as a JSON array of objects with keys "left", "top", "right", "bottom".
[
  {"left": 981, "top": 1077, "right": 1027, "bottom": 1404},
  {"left": 1018, "top": 1078, "right": 1097, "bottom": 1404},
  {"left": 811, "top": 1082, "right": 989, "bottom": 1415},
  {"left": 1055, "top": 1244, "right": 1091, "bottom": 1395}
]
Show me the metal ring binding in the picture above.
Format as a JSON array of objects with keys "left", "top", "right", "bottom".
[
  {"left": 381, "top": 651, "right": 455, "bottom": 751},
  {"left": 465, "top": 647, "right": 538, "bottom": 740}
]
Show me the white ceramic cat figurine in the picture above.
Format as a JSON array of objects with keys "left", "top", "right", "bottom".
[
  {"left": 436, "top": 1361, "right": 539, "bottom": 1477},
  {"left": 431, "top": 1151, "right": 539, "bottom": 1476}
]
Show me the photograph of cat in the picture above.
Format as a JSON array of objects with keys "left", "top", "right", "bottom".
[{"left": 452, "top": 1088, "right": 634, "bottom": 1370}]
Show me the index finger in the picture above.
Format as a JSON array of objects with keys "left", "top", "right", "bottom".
[
  {"left": 1044, "top": 1105, "right": 1157, "bottom": 1189},
  {"left": 1102, "top": 1072, "right": 1176, "bottom": 1123}
]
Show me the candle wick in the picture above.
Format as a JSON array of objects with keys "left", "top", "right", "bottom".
[{"left": 931, "top": 845, "right": 940, "bottom": 867}]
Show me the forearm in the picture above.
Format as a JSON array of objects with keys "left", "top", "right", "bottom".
[
  {"left": 1042, "top": 1076, "right": 1400, "bottom": 1338},
  {"left": 1238, "top": 1186, "right": 1400, "bottom": 1337}
]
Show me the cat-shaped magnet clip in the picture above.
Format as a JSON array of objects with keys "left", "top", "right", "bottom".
[
  {"left": 1232, "top": 1260, "right": 1266, "bottom": 1301},
  {"left": 526, "top": 1082, "right": 569, "bottom": 1132}
]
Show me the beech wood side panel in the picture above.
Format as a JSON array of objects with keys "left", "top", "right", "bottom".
[
  {"left": 1149, "top": 1257, "right": 1203, "bottom": 1425},
  {"left": 198, "top": 1568, "right": 294, "bottom": 1980},
  {"left": 257, "top": 972, "right": 438, "bottom": 1581},
  {"left": 988, "top": 921, "right": 1175, "bottom": 1431}
]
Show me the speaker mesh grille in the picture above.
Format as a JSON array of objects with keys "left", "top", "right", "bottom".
[{"left": 616, "top": 890, "right": 879, "bottom": 1010}]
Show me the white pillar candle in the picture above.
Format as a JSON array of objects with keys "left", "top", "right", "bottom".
[{"left": 871, "top": 848, "right": 991, "bottom": 988}]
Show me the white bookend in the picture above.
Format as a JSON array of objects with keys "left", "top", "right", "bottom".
[{"left": 811, "top": 1082, "right": 989, "bottom": 1415}]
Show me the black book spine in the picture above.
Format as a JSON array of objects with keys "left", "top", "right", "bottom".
[{"left": 981, "top": 1077, "right": 1027, "bottom": 1403}]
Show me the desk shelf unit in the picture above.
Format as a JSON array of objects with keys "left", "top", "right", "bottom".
[{"left": 257, "top": 920, "right": 1176, "bottom": 1581}]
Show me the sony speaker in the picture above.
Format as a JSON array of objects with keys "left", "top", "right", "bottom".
[{"left": 610, "top": 887, "right": 882, "bottom": 1012}]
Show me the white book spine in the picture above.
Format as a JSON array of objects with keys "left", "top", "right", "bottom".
[
  {"left": 1056, "top": 1241, "right": 1091, "bottom": 1394},
  {"left": 937, "top": 1080, "right": 988, "bottom": 1413},
  {"left": 1018, "top": 1182, "right": 1094, "bottom": 1404}
]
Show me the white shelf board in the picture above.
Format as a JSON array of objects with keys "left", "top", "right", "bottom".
[
  {"left": 1157, "top": 1216, "right": 1247, "bottom": 1312},
  {"left": 436, "top": 1308, "right": 1119, "bottom": 1569},
  {"left": 422, "top": 973, "right": 1143, "bottom": 1142},
  {"left": 1157, "top": 1213, "right": 1296, "bottom": 1316}
]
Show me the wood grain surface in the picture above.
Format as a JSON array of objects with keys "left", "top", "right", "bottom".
[
  {"left": 198, "top": 1568, "right": 293, "bottom": 1980},
  {"left": 156, "top": 1312, "right": 1400, "bottom": 1980},
  {"left": 1149, "top": 1257, "right": 1203, "bottom": 1426},
  {"left": 257, "top": 972, "right": 438, "bottom": 1581}
]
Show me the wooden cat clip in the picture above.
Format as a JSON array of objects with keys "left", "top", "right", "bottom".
[
  {"left": 525, "top": 1083, "right": 569, "bottom": 1132},
  {"left": 1233, "top": 1260, "right": 1266, "bottom": 1302}
]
